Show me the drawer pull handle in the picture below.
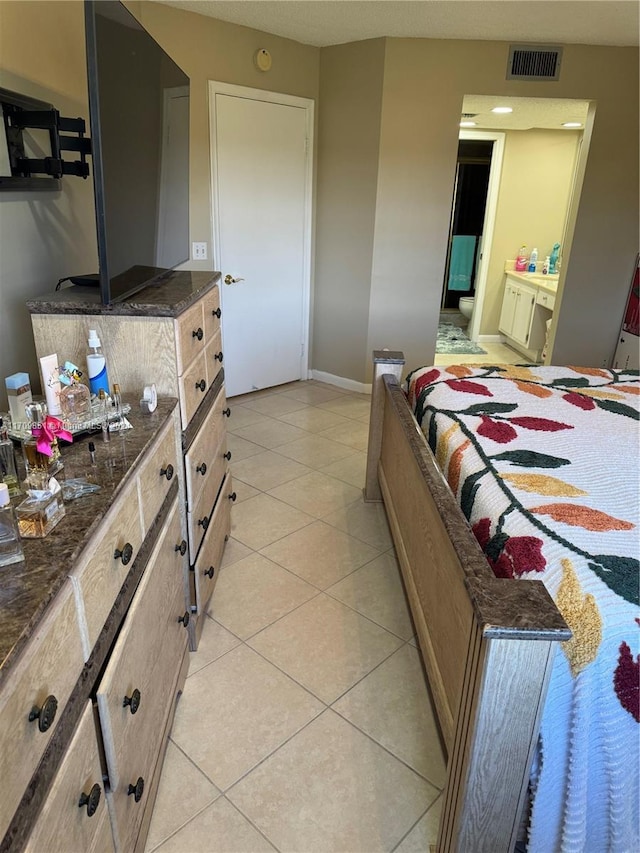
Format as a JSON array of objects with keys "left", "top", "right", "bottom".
[
  {"left": 175, "top": 540, "right": 187, "bottom": 556},
  {"left": 204, "top": 566, "right": 215, "bottom": 579},
  {"left": 222, "top": 407, "right": 231, "bottom": 418},
  {"left": 195, "top": 379, "right": 206, "bottom": 393},
  {"left": 228, "top": 491, "right": 237, "bottom": 503},
  {"left": 79, "top": 783, "right": 102, "bottom": 817},
  {"left": 212, "top": 307, "right": 221, "bottom": 319},
  {"left": 28, "top": 694, "right": 58, "bottom": 732},
  {"left": 160, "top": 464, "right": 174, "bottom": 481},
  {"left": 196, "top": 462, "right": 207, "bottom": 476},
  {"left": 192, "top": 327, "right": 204, "bottom": 341},
  {"left": 223, "top": 451, "right": 232, "bottom": 461},
  {"left": 198, "top": 516, "right": 209, "bottom": 531},
  {"left": 127, "top": 777, "right": 145, "bottom": 803},
  {"left": 114, "top": 542, "right": 134, "bottom": 566},
  {"left": 178, "top": 611, "right": 190, "bottom": 628},
  {"left": 214, "top": 351, "right": 224, "bottom": 363},
  {"left": 123, "top": 688, "right": 141, "bottom": 715}
]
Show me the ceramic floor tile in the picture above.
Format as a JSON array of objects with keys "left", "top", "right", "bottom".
[
  {"left": 230, "top": 478, "right": 260, "bottom": 503},
  {"left": 207, "top": 552, "right": 318, "bottom": 639},
  {"left": 267, "top": 470, "right": 362, "bottom": 519},
  {"left": 171, "top": 645, "right": 323, "bottom": 791},
  {"left": 259, "top": 520, "right": 381, "bottom": 589},
  {"left": 276, "top": 433, "right": 357, "bottom": 468},
  {"left": 231, "top": 417, "right": 308, "bottom": 449},
  {"left": 231, "top": 492, "right": 314, "bottom": 550},
  {"left": 275, "top": 406, "right": 352, "bottom": 433},
  {"left": 323, "top": 499, "right": 394, "bottom": 550},
  {"left": 326, "top": 551, "right": 415, "bottom": 640},
  {"left": 279, "top": 384, "right": 348, "bottom": 405},
  {"left": 393, "top": 796, "right": 442, "bottom": 852},
  {"left": 220, "top": 536, "right": 253, "bottom": 568},
  {"left": 248, "top": 594, "right": 403, "bottom": 703},
  {"left": 188, "top": 615, "right": 241, "bottom": 677},
  {"left": 231, "top": 449, "right": 311, "bottom": 492},
  {"left": 319, "top": 451, "right": 367, "bottom": 488},
  {"left": 228, "top": 709, "right": 438, "bottom": 853},
  {"left": 226, "top": 433, "right": 264, "bottom": 462},
  {"left": 317, "top": 395, "right": 372, "bottom": 420},
  {"left": 225, "top": 404, "right": 272, "bottom": 432},
  {"left": 240, "top": 393, "right": 309, "bottom": 417},
  {"left": 145, "top": 741, "right": 220, "bottom": 852},
  {"left": 333, "top": 645, "right": 447, "bottom": 787},
  {"left": 152, "top": 797, "right": 277, "bottom": 853},
  {"left": 318, "top": 418, "right": 370, "bottom": 451},
  {"left": 228, "top": 387, "right": 286, "bottom": 405}
]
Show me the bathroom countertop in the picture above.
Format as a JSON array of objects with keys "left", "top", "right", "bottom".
[
  {"left": 505, "top": 269, "right": 559, "bottom": 294},
  {"left": 0, "top": 396, "right": 178, "bottom": 688}
]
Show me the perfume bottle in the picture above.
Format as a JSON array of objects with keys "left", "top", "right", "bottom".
[
  {"left": 16, "top": 484, "right": 65, "bottom": 539},
  {"left": 0, "top": 418, "right": 20, "bottom": 497},
  {"left": 0, "top": 482, "right": 24, "bottom": 566},
  {"left": 59, "top": 362, "right": 91, "bottom": 425},
  {"left": 99, "top": 389, "right": 110, "bottom": 443},
  {"left": 23, "top": 403, "right": 64, "bottom": 489}
]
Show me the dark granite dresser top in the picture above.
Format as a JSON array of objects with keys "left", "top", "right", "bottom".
[
  {"left": 26, "top": 270, "right": 220, "bottom": 318},
  {"left": 0, "top": 397, "right": 178, "bottom": 688}
]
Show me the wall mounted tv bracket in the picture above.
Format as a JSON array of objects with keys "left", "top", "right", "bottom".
[{"left": 0, "top": 87, "right": 91, "bottom": 190}]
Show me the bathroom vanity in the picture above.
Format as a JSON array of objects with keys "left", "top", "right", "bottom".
[{"left": 499, "top": 269, "right": 559, "bottom": 361}]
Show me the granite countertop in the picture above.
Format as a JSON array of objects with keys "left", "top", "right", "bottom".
[
  {"left": 26, "top": 270, "right": 221, "bottom": 318},
  {"left": 0, "top": 396, "right": 178, "bottom": 687}
]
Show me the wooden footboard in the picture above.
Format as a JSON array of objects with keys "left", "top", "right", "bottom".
[{"left": 365, "top": 352, "right": 571, "bottom": 853}]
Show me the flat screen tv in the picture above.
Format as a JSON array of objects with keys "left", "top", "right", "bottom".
[{"left": 84, "top": 0, "right": 190, "bottom": 305}]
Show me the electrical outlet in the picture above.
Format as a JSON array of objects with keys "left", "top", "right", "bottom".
[{"left": 192, "top": 242, "right": 207, "bottom": 261}]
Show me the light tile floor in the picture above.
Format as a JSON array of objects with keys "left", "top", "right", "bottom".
[{"left": 145, "top": 379, "right": 452, "bottom": 853}]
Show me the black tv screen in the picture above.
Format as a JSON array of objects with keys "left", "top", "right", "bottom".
[{"left": 84, "top": 0, "right": 190, "bottom": 304}]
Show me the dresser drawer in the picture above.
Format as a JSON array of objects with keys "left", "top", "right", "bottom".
[
  {"left": 178, "top": 349, "right": 209, "bottom": 430},
  {"left": 206, "top": 329, "right": 224, "bottom": 388},
  {"left": 203, "top": 285, "right": 221, "bottom": 342},
  {"left": 174, "top": 300, "right": 205, "bottom": 375},
  {"left": 71, "top": 479, "right": 143, "bottom": 656},
  {"left": 187, "top": 450, "right": 228, "bottom": 558},
  {"left": 184, "top": 385, "right": 228, "bottom": 509},
  {"left": 24, "top": 701, "right": 113, "bottom": 853},
  {"left": 97, "top": 500, "right": 188, "bottom": 852},
  {"left": 0, "top": 584, "right": 84, "bottom": 838},
  {"left": 195, "top": 473, "right": 233, "bottom": 616},
  {"left": 137, "top": 415, "right": 180, "bottom": 531}
]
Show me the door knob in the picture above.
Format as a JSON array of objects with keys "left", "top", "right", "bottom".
[{"left": 224, "top": 274, "right": 245, "bottom": 285}]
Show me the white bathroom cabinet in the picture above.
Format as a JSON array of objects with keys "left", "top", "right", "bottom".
[{"left": 499, "top": 273, "right": 552, "bottom": 361}]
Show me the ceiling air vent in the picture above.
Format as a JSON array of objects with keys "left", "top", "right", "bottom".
[{"left": 507, "top": 45, "right": 563, "bottom": 81}]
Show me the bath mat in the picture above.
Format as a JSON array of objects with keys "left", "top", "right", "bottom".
[{"left": 436, "top": 322, "right": 486, "bottom": 355}]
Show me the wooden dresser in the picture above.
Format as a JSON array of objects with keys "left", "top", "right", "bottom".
[
  {"left": 0, "top": 398, "right": 189, "bottom": 853},
  {"left": 28, "top": 270, "right": 234, "bottom": 647}
]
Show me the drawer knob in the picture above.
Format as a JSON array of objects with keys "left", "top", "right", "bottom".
[
  {"left": 114, "top": 542, "right": 134, "bottom": 566},
  {"left": 223, "top": 451, "right": 232, "bottom": 461},
  {"left": 175, "top": 540, "right": 187, "bottom": 556},
  {"left": 192, "top": 327, "right": 203, "bottom": 341},
  {"left": 195, "top": 379, "right": 206, "bottom": 393},
  {"left": 127, "top": 777, "right": 145, "bottom": 803},
  {"left": 78, "top": 783, "right": 101, "bottom": 817},
  {"left": 178, "top": 611, "right": 190, "bottom": 628},
  {"left": 160, "top": 463, "right": 174, "bottom": 481},
  {"left": 212, "top": 307, "right": 221, "bottom": 319},
  {"left": 222, "top": 407, "right": 231, "bottom": 418},
  {"left": 198, "top": 516, "right": 209, "bottom": 531},
  {"left": 196, "top": 462, "right": 207, "bottom": 476},
  {"left": 204, "top": 566, "right": 215, "bottom": 579},
  {"left": 28, "top": 694, "right": 58, "bottom": 732},
  {"left": 214, "top": 351, "right": 224, "bottom": 363},
  {"left": 228, "top": 491, "right": 237, "bottom": 503},
  {"left": 123, "top": 688, "right": 141, "bottom": 715}
]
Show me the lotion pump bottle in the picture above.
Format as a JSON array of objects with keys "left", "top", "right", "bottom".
[{"left": 87, "top": 330, "right": 109, "bottom": 396}]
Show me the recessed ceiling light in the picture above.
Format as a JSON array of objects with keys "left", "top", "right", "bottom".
[
  {"left": 491, "top": 106, "right": 513, "bottom": 114},
  {"left": 562, "top": 122, "right": 582, "bottom": 128},
  {"left": 460, "top": 121, "right": 477, "bottom": 127}
]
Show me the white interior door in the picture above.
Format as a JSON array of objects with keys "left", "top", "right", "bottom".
[{"left": 210, "top": 86, "right": 312, "bottom": 397}]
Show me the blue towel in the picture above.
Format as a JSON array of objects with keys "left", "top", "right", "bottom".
[{"left": 447, "top": 235, "right": 477, "bottom": 291}]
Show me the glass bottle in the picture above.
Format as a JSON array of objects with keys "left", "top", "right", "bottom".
[
  {"left": 59, "top": 363, "right": 91, "bottom": 425},
  {"left": 0, "top": 418, "right": 20, "bottom": 497},
  {"left": 23, "top": 403, "right": 63, "bottom": 489},
  {"left": 0, "top": 482, "right": 25, "bottom": 567}
]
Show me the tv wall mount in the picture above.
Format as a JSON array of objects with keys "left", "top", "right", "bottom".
[{"left": 0, "top": 87, "right": 92, "bottom": 190}]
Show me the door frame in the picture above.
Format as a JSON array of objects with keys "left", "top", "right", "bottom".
[
  {"left": 458, "top": 129, "right": 505, "bottom": 343},
  {"left": 208, "top": 81, "right": 315, "bottom": 382}
]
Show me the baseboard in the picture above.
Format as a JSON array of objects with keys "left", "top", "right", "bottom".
[
  {"left": 476, "top": 334, "right": 506, "bottom": 343},
  {"left": 310, "top": 369, "right": 371, "bottom": 395}
]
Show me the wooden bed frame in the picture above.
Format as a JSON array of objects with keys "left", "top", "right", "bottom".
[{"left": 364, "top": 351, "right": 571, "bottom": 853}]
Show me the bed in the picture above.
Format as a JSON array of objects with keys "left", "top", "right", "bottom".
[{"left": 364, "top": 352, "right": 639, "bottom": 853}]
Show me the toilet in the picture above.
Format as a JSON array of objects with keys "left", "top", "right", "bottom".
[{"left": 458, "top": 296, "right": 474, "bottom": 321}]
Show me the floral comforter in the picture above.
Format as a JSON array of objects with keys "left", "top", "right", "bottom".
[{"left": 405, "top": 363, "right": 639, "bottom": 853}]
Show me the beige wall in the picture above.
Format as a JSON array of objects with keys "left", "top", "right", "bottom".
[{"left": 480, "top": 128, "right": 581, "bottom": 336}]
